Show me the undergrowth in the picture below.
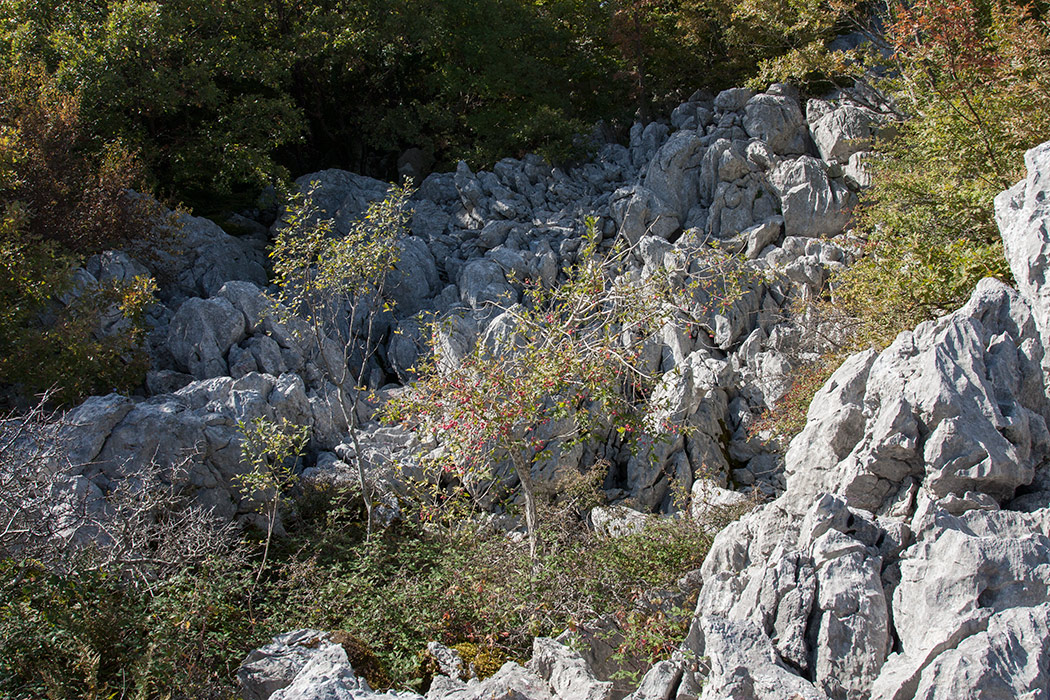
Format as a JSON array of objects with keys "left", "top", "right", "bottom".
[{"left": 0, "top": 468, "right": 720, "bottom": 698}]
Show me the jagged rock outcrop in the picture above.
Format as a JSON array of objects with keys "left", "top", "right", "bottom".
[
  {"left": 996, "top": 140, "right": 1050, "bottom": 354},
  {"left": 149, "top": 209, "right": 269, "bottom": 303},
  {"left": 239, "top": 630, "right": 424, "bottom": 700},
  {"left": 685, "top": 142, "right": 1050, "bottom": 700},
  {"left": 239, "top": 633, "right": 615, "bottom": 700}
]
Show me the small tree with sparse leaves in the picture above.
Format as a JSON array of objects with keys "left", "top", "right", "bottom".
[
  {"left": 237, "top": 416, "right": 309, "bottom": 584},
  {"left": 269, "top": 182, "right": 413, "bottom": 537}
]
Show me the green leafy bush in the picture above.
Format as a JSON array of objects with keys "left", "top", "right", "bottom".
[
  {"left": 0, "top": 64, "right": 161, "bottom": 407},
  {"left": 832, "top": 0, "right": 1050, "bottom": 349}
]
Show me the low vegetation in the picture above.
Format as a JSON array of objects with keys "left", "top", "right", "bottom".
[{"left": 0, "top": 457, "right": 723, "bottom": 698}]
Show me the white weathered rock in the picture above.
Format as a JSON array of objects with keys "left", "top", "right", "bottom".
[
  {"left": 623, "top": 660, "right": 680, "bottom": 700},
  {"left": 691, "top": 143, "right": 1050, "bottom": 700},
  {"left": 908, "top": 603, "right": 1050, "bottom": 700},
  {"left": 743, "top": 93, "right": 808, "bottom": 156},
  {"left": 996, "top": 140, "right": 1050, "bottom": 349},
  {"left": 870, "top": 506, "right": 1050, "bottom": 700},
  {"left": 426, "top": 642, "right": 465, "bottom": 680},
  {"left": 843, "top": 151, "right": 873, "bottom": 189},
  {"left": 426, "top": 662, "right": 553, "bottom": 700},
  {"left": 810, "top": 528, "right": 889, "bottom": 700},
  {"left": 768, "top": 156, "right": 856, "bottom": 238},
  {"left": 239, "top": 629, "right": 334, "bottom": 700},
  {"left": 590, "top": 505, "right": 649, "bottom": 538},
  {"left": 784, "top": 278, "right": 1049, "bottom": 513},
  {"left": 644, "top": 131, "right": 705, "bottom": 221},
  {"left": 610, "top": 186, "right": 679, "bottom": 243},
  {"left": 689, "top": 479, "right": 750, "bottom": 531},
  {"left": 697, "top": 617, "right": 827, "bottom": 700},
  {"left": 529, "top": 637, "right": 612, "bottom": 700},
  {"left": 239, "top": 629, "right": 424, "bottom": 700},
  {"left": 808, "top": 103, "right": 880, "bottom": 163}
]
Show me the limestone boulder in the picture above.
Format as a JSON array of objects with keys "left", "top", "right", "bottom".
[
  {"left": 167, "top": 296, "right": 247, "bottom": 379},
  {"left": 426, "top": 662, "right": 552, "bottom": 700},
  {"left": 784, "top": 278, "right": 1050, "bottom": 512},
  {"left": 529, "top": 637, "right": 612, "bottom": 700},
  {"left": 768, "top": 156, "right": 856, "bottom": 238},
  {"left": 389, "top": 236, "right": 440, "bottom": 315},
  {"left": 808, "top": 103, "right": 880, "bottom": 163},
  {"left": 610, "top": 186, "right": 680, "bottom": 244},
  {"left": 239, "top": 629, "right": 424, "bottom": 700},
  {"left": 743, "top": 93, "right": 809, "bottom": 156},
  {"left": 996, "top": 140, "right": 1050, "bottom": 349},
  {"left": 690, "top": 140, "right": 1050, "bottom": 700},
  {"left": 644, "top": 131, "right": 705, "bottom": 221},
  {"left": 152, "top": 209, "right": 268, "bottom": 302},
  {"left": 286, "top": 169, "right": 391, "bottom": 234}
]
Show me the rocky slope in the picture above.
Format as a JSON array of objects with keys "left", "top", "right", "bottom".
[
  {"left": 62, "top": 79, "right": 1050, "bottom": 700},
  {"left": 56, "top": 83, "right": 880, "bottom": 533},
  {"left": 668, "top": 144, "right": 1050, "bottom": 698},
  {"left": 232, "top": 142, "right": 1050, "bottom": 700}
]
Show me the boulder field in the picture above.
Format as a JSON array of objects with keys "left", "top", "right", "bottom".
[
  {"left": 236, "top": 141, "right": 1050, "bottom": 700},
  {"left": 50, "top": 85, "right": 1050, "bottom": 699},
  {"left": 59, "top": 84, "right": 878, "bottom": 530}
]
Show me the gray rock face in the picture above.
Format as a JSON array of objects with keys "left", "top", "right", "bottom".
[
  {"left": 808, "top": 103, "right": 880, "bottom": 164},
  {"left": 459, "top": 259, "right": 516, "bottom": 308},
  {"left": 427, "top": 662, "right": 553, "bottom": 700},
  {"left": 61, "top": 393, "right": 135, "bottom": 466},
  {"left": 529, "top": 638, "right": 612, "bottom": 700},
  {"left": 743, "top": 93, "right": 809, "bottom": 156},
  {"left": 590, "top": 505, "right": 648, "bottom": 538},
  {"left": 390, "top": 236, "right": 440, "bottom": 314},
  {"left": 871, "top": 509, "right": 1050, "bottom": 700},
  {"left": 690, "top": 141, "right": 1050, "bottom": 700},
  {"left": 623, "top": 660, "right": 680, "bottom": 700},
  {"left": 239, "top": 629, "right": 424, "bottom": 700},
  {"left": 644, "top": 131, "right": 705, "bottom": 221},
  {"left": 713, "top": 88, "right": 753, "bottom": 113},
  {"left": 697, "top": 616, "right": 827, "bottom": 700},
  {"left": 784, "top": 278, "right": 1049, "bottom": 512},
  {"left": 239, "top": 629, "right": 330, "bottom": 700},
  {"left": 288, "top": 169, "right": 392, "bottom": 234},
  {"left": 152, "top": 209, "right": 269, "bottom": 302},
  {"left": 167, "top": 296, "right": 247, "bottom": 379},
  {"left": 610, "top": 186, "right": 679, "bottom": 243},
  {"left": 996, "top": 140, "right": 1050, "bottom": 350},
  {"left": 768, "top": 156, "right": 857, "bottom": 238},
  {"left": 908, "top": 603, "right": 1050, "bottom": 700},
  {"left": 426, "top": 642, "right": 465, "bottom": 680},
  {"left": 419, "top": 638, "right": 615, "bottom": 700}
]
